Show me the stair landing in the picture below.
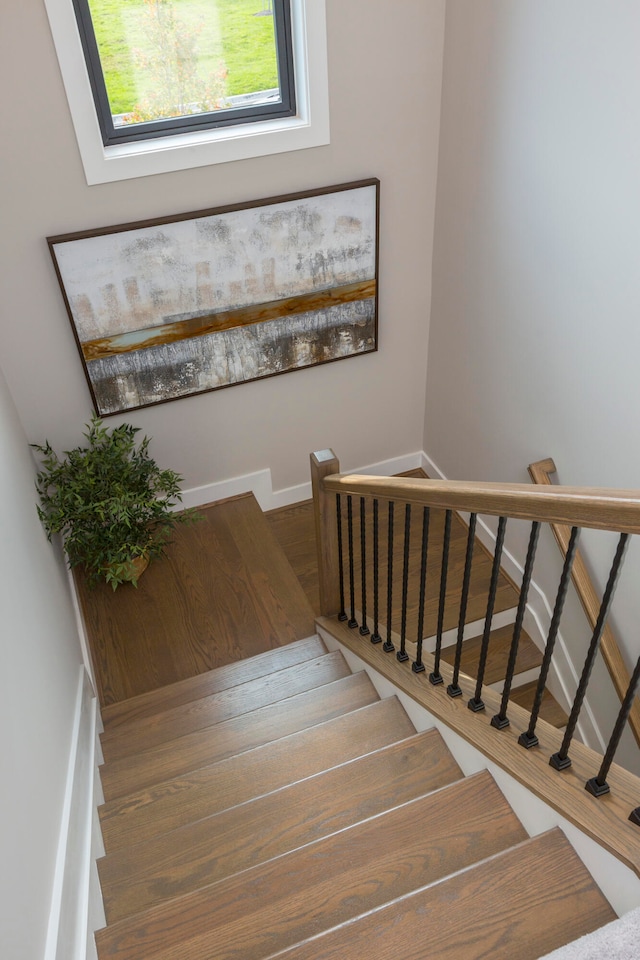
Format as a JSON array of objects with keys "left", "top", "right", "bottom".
[{"left": 75, "top": 492, "right": 316, "bottom": 706}]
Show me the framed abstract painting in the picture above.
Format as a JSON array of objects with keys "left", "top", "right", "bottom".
[{"left": 48, "top": 179, "right": 379, "bottom": 415}]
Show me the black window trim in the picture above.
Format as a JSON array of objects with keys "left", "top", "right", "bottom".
[{"left": 71, "top": 0, "right": 297, "bottom": 146}]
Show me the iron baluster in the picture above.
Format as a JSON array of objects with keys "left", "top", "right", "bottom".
[
  {"left": 371, "top": 499, "right": 382, "bottom": 643},
  {"left": 336, "top": 493, "right": 347, "bottom": 622},
  {"left": 519, "top": 526, "right": 580, "bottom": 749},
  {"left": 550, "top": 533, "right": 630, "bottom": 770},
  {"left": 383, "top": 501, "right": 396, "bottom": 653},
  {"left": 359, "top": 497, "right": 370, "bottom": 636},
  {"left": 469, "top": 516, "right": 507, "bottom": 712},
  {"left": 430, "top": 509, "right": 452, "bottom": 686},
  {"left": 448, "top": 513, "right": 477, "bottom": 698},
  {"left": 346, "top": 495, "right": 358, "bottom": 629},
  {"left": 492, "top": 521, "right": 541, "bottom": 729},
  {"left": 587, "top": 653, "right": 640, "bottom": 799},
  {"left": 397, "top": 504, "right": 412, "bottom": 662},
  {"left": 413, "top": 507, "right": 430, "bottom": 674}
]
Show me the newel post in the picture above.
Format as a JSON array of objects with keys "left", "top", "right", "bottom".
[{"left": 310, "top": 449, "right": 341, "bottom": 618}]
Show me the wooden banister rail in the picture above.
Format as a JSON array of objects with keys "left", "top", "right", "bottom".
[
  {"left": 529, "top": 458, "right": 640, "bottom": 749},
  {"left": 321, "top": 473, "right": 640, "bottom": 534}
]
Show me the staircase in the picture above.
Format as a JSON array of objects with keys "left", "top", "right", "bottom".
[{"left": 94, "top": 635, "right": 614, "bottom": 960}]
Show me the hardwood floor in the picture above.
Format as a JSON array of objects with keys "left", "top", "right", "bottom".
[{"left": 75, "top": 493, "right": 316, "bottom": 706}]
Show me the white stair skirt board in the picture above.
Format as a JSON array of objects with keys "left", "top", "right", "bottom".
[
  {"left": 539, "top": 905, "right": 640, "bottom": 959},
  {"left": 45, "top": 666, "right": 103, "bottom": 960},
  {"left": 421, "top": 451, "right": 606, "bottom": 755},
  {"left": 180, "top": 450, "right": 426, "bottom": 512},
  {"left": 318, "top": 625, "right": 640, "bottom": 920}
]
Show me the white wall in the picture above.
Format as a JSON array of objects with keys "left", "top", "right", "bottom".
[
  {"left": 0, "top": 366, "right": 84, "bottom": 960},
  {"left": 426, "top": 0, "right": 640, "bottom": 765},
  {"left": 0, "top": 0, "right": 445, "bottom": 493}
]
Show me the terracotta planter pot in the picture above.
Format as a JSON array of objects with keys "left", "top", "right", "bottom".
[{"left": 110, "top": 555, "right": 150, "bottom": 584}]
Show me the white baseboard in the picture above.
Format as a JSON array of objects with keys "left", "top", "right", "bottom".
[
  {"left": 45, "top": 667, "right": 102, "bottom": 960},
  {"left": 181, "top": 450, "right": 425, "bottom": 513},
  {"left": 318, "top": 627, "right": 640, "bottom": 919}
]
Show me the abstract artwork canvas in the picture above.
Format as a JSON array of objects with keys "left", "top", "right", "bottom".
[{"left": 48, "top": 179, "right": 379, "bottom": 415}]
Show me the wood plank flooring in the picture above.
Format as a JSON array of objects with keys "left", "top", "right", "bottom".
[{"left": 75, "top": 493, "right": 316, "bottom": 706}]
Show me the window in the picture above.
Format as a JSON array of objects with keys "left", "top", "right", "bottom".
[
  {"left": 44, "top": 0, "right": 329, "bottom": 184},
  {"left": 72, "top": 0, "right": 296, "bottom": 146}
]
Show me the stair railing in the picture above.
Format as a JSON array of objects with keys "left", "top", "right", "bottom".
[
  {"left": 311, "top": 450, "right": 640, "bottom": 874},
  {"left": 529, "top": 457, "right": 640, "bottom": 748}
]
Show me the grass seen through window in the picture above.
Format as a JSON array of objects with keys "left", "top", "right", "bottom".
[{"left": 87, "top": 0, "right": 280, "bottom": 121}]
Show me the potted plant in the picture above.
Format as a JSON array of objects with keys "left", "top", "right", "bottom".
[{"left": 33, "top": 415, "right": 197, "bottom": 589}]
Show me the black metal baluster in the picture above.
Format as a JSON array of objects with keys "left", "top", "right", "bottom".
[
  {"left": 346, "top": 495, "right": 358, "bottom": 629},
  {"left": 586, "top": 654, "right": 640, "bottom": 800},
  {"left": 359, "top": 497, "right": 370, "bottom": 636},
  {"left": 336, "top": 493, "right": 347, "bottom": 622},
  {"left": 469, "top": 516, "right": 507, "bottom": 713},
  {"left": 519, "top": 526, "right": 580, "bottom": 749},
  {"left": 550, "top": 533, "right": 630, "bottom": 770},
  {"left": 371, "top": 499, "right": 382, "bottom": 643},
  {"left": 397, "top": 504, "right": 412, "bottom": 662},
  {"left": 413, "top": 507, "right": 430, "bottom": 674},
  {"left": 492, "top": 521, "right": 541, "bottom": 729},
  {"left": 430, "top": 509, "right": 452, "bottom": 686},
  {"left": 448, "top": 513, "right": 477, "bottom": 698},
  {"left": 383, "top": 501, "right": 396, "bottom": 653}
]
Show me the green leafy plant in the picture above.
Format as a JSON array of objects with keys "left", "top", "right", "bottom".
[{"left": 33, "top": 415, "right": 198, "bottom": 589}]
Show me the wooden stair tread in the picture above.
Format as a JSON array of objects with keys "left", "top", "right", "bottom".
[
  {"left": 100, "top": 650, "right": 352, "bottom": 761},
  {"left": 509, "top": 680, "right": 569, "bottom": 728},
  {"left": 439, "top": 623, "right": 542, "bottom": 685},
  {"left": 264, "top": 829, "right": 615, "bottom": 960},
  {"left": 101, "top": 635, "right": 327, "bottom": 731},
  {"left": 96, "top": 770, "right": 526, "bottom": 960},
  {"left": 99, "top": 696, "right": 417, "bottom": 853},
  {"left": 100, "top": 671, "right": 379, "bottom": 801},
  {"left": 98, "top": 729, "right": 461, "bottom": 923}
]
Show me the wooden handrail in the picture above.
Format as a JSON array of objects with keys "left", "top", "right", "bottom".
[
  {"left": 322, "top": 473, "right": 640, "bottom": 534},
  {"left": 529, "top": 458, "right": 640, "bottom": 749}
]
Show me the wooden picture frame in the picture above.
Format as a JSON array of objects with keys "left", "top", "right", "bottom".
[{"left": 48, "top": 179, "right": 380, "bottom": 416}]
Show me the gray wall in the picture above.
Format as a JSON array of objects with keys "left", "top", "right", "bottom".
[
  {"left": 0, "top": 368, "right": 83, "bottom": 959},
  {"left": 426, "top": 0, "right": 640, "bottom": 764}
]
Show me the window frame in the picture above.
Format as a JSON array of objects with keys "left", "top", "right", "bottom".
[
  {"left": 43, "top": 0, "right": 329, "bottom": 185},
  {"left": 71, "top": 0, "right": 297, "bottom": 146}
]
